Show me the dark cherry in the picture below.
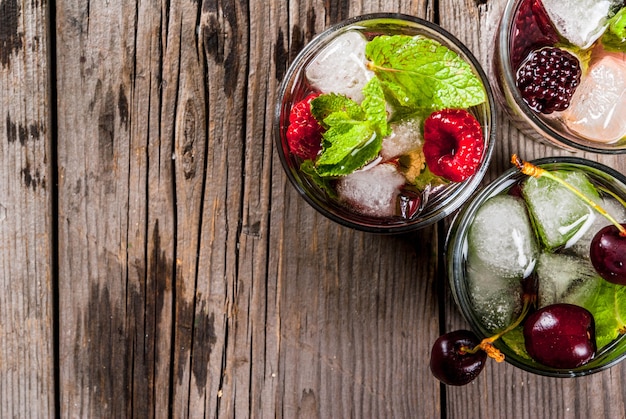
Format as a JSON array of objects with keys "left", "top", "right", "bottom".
[
  {"left": 524, "top": 304, "right": 596, "bottom": 369},
  {"left": 590, "top": 224, "right": 626, "bottom": 285},
  {"left": 507, "top": 183, "right": 524, "bottom": 198},
  {"left": 430, "top": 330, "right": 487, "bottom": 385},
  {"left": 398, "top": 186, "right": 422, "bottom": 219}
]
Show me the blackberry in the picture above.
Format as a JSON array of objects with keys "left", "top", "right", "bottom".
[{"left": 516, "top": 47, "right": 581, "bottom": 114}]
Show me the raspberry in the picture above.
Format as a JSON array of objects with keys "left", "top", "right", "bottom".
[
  {"left": 516, "top": 47, "right": 581, "bottom": 114},
  {"left": 286, "top": 93, "right": 324, "bottom": 160},
  {"left": 510, "top": 0, "right": 559, "bottom": 69},
  {"left": 423, "top": 109, "right": 484, "bottom": 183}
]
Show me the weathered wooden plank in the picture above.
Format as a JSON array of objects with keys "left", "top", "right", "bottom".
[
  {"left": 56, "top": 0, "right": 130, "bottom": 414},
  {"left": 55, "top": 0, "right": 176, "bottom": 416},
  {"left": 167, "top": 1, "right": 237, "bottom": 417},
  {"left": 262, "top": 1, "right": 441, "bottom": 417},
  {"left": 123, "top": 10, "right": 165, "bottom": 418},
  {"left": 0, "top": 0, "right": 55, "bottom": 417},
  {"left": 127, "top": 0, "right": 176, "bottom": 416}
]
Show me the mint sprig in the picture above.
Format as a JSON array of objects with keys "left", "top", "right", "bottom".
[
  {"left": 365, "top": 35, "right": 487, "bottom": 111},
  {"left": 601, "top": 7, "right": 626, "bottom": 52},
  {"left": 300, "top": 160, "right": 338, "bottom": 198},
  {"left": 310, "top": 77, "right": 389, "bottom": 177},
  {"left": 580, "top": 279, "right": 626, "bottom": 349},
  {"left": 303, "top": 33, "right": 487, "bottom": 179}
]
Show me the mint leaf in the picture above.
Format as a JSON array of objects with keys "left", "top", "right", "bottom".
[
  {"left": 315, "top": 123, "right": 380, "bottom": 176},
  {"left": 366, "top": 35, "right": 487, "bottom": 111},
  {"left": 361, "top": 77, "right": 391, "bottom": 137},
  {"left": 411, "top": 165, "right": 449, "bottom": 190},
  {"left": 309, "top": 78, "right": 390, "bottom": 177},
  {"left": 300, "top": 160, "right": 338, "bottom": 198},
  {"left": 311, "top": 93, "right": 364, "bottom": 129},
  {"left": 602, "top": 7, "right": 626, "bottom": 52},
  {"left": 501, "top": 326, "right": 532, "bottom": 360},
  {"left": 579, "top": 280, "right": 626, "bottom": 349}
]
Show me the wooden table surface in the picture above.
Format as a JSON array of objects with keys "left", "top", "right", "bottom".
[{"left": 2, "top": 0, "right": 626, "bottom": 417}]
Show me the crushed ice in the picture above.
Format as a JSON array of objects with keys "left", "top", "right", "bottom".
[
  {"left": 305, "top": 31, "right": 374, "bottom": 103},
  {"left": 337, "top": 163, "right": 405, "bottom": 217}
]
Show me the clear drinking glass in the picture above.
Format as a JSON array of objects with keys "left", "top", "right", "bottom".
[
  {"left": 274, "top": 13, "right": 496, "bottom": 233},
  {"left": 493, "top": 0, "right": 626, "bottom": 153},
  {"left": 447, "top": 156, "right": 626, "bottom": 377}
]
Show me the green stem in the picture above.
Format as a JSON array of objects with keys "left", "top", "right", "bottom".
[
  {"left": 463, "top": 293, "right": 533, "bottom": 360},
  {"left": 365, "top": 61, "right": 402, "bottom": 73},
  {"left": 512, "top": 154, "right": 626, "bottom": 237},
  {"left": 599, "top": 186, "right": 626, "bottom": 210},
  {"left": 490, "top": 294, "right": 533, "bottom": 341}
]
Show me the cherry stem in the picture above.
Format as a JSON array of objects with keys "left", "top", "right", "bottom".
[
  {"left": 462, "top": 293, "right": 534, "bottom": 362},
  {"left": 512, "top": 154, "right": 626, "bottom": 237}
]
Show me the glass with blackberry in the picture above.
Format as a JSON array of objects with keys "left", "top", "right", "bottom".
[{"left": 493, "top": 0, "right": 626, "bottom": 153}]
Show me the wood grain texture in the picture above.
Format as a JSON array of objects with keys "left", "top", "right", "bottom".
[
  {"left": 267, "top": 1, "right": 441, "bottom": 417},
  {"left": 3, "top": 0, "right": 626, "bottom": 417},
  {"left": 0, "top": 0, "right": 55, "bottom": 417},
  {"left": 56, "top": 0, "right": 174, "bottom": 416}
]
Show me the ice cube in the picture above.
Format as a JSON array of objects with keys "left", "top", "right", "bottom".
[
  {"left": 305, "top": 31, "right": 375, "bottom": 103},
  {"left": 467, "top": 262, "right": 523, "bottom": 333},
  {"left": 337, "top": 163, "right": 405, "bottom": 217},
  {"left": 569, "top": 196, "right": 626, "bottom": 258},
  {"left": 467, "top": 195, "right": 538, "bottom": 279},
  {"left": 523, "top": 170, "right": 601, "bottom": 250},
  {"left": 536, "top": 252, "right": 601, "bottom": 308},
  {"left": 561, "top": 54, "right": 626, "bottom": 144},
  {"left": 541, "top": 0, "right": 622, "bottom": 48},
  {"left": 380, "top": 117, "right": 423, "bottom": 161}
]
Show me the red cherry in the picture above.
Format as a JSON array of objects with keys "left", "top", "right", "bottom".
[
  {"left": 430, "top": 330, "right": 487, "bottom": 386},
  {"left": 523, "top": 304, "right": 596, "bottom": 369},
  {"left": 590, "top": 224, "right": 626, "bottom": 285}
]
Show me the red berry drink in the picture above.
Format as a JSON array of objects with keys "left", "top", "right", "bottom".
[
  {"left": 494, "top": 0, "right": 626, "bottom": 153},
  {"left": 276, "top": 15, "right": 495, "bottom": 232},
  {"left": 447, "top": 157, "right": 626, "bottom": 375}
]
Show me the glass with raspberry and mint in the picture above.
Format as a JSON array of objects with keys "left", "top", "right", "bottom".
[
  {"left": 275, "top": 14, "right": 495, "bottom": 233},
  {"left": 494, "top": 0, "right": 626, "bottom": 153}
]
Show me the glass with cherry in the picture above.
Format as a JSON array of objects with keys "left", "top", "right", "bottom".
[{"left": 435, "top": 156, "right": 626, "bottom": 385}]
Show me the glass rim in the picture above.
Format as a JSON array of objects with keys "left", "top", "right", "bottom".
[
  {"left": 446, "top": 155, "right": 626, "bottom": 377},
  {"left": 497, "top": 0, "right": 626, "bottom": 154},
  {"left": 274, "top": 13, "right": 497, "bottom": 233}
]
